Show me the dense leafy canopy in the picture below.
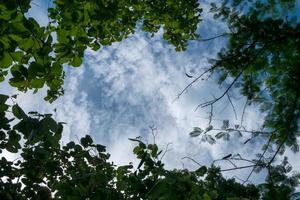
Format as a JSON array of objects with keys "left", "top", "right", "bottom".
[
  {"left": 0, "top": 94, "right": 290, "bottom": 199},
  {"left": 1, "top": 0, "right": 300, "bottom": 199},
  {"left": 208, "top": 0, "right": 300, "bottom": 152},
  {"left": 0, "top": 0, "right": 201, "bottom": 102}
]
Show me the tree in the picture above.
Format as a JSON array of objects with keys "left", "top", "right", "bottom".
[
  {"left": 183, "top": 0, "right": 300, "bottom": 188},
  {"left": 1, "top": 0, "right": 300, "bottom": 199},
  {"left": 0, "top": 94, "right": 263, "bottom": 199},
  {"left": 0, "top": 0, "right": 201, "bottom": 101}
]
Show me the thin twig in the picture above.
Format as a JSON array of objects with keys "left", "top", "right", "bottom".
[
  {"left": 220, "top": 164, "right": 257, "bottom": 172},
  {"left": 149, "top": 125, "right": 157, "bottom": 145},
  {"left": 267, "top": 92, "right": 299, "bottom": 166},
  {"left": 196, "top": 71, "right": 243, "bottom": 109},
  {"left": 243, "top": 133, "right": 274, "bottom": 184},
  {"left": 211, "top": 128, "right": 271, "bottom": 135},
  {"left": 207, "top": 104, "right": 214, "bottom": 126},
  {"left": 175, "top": 66, "right": 216, "bottom": 101},
  {"left": 159, "top": 143, "right": 172, "bottom": 161},
  {"left": 197, "top": 33, "right": 229, "bottom": 42},
  {"left": 233, "top": 175, "right": 252, "bottom": 184},
  {"left": 213, "top": 158, "right": 237, "bottom": 168},
  {"left": 240, "top": 99, "right": 249, "bottom": 127},
  {"left": 197, "top": 41, "right": 268, "bottom": 110},
  {"left": 268, "top": 134, "right": 288, "bottom": 166},
  {"left": 227, "top": 93, "right": 238, "bottom": 120},
  {"left": 230, "top": 157, "right": 256, "bottom": 164},
  {"left": 182, "top": 156, "right": 202, "bottom": 167}
]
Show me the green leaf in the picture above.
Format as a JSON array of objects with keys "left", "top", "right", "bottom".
[
  {"left": 96, "top": 144, "right": 106, "bottom": 152},
  {"left": 70, "top": 56, "right": 82, "bottom": 67},
  {"left": 30, "top": 79, "right": 45, "bottom": 88},
  {"left": 0, "top": 52, "right": 13, "bottom": 68},
  {"left": 10, "top": 51, "right": 24, "bottom": 62},
  {"left": 6, "top": 144, "right": 19, "bottom": 153},
  {"left": 195, "top": 166, "right": 207, "bottom": 176},
  {"left": 0, "top": 94, "right": 9, "bottom": 104},
  {"left": 37, "top": 187, "right": 51, "bottom": 199},
  {"left": 66, "top": 141, "right": 75, "bottom": 149},
  {"left": 12, "top": 104, "right": 27, "bottom": 119},
  {"left": 0, "top": 75, "right": 4, "bottom": 82},
  {"left": 19, "top": 38, "right": 35, "bottom": 50},
  {"left": 80, "top": 135, "right": 93, "bottom": 147},
  {"left": 203, "top": 192, "right": 212, "bottom": 200},
  {"left": 147, "top": 180, "right": 169, "bottom": 199},
  {"left": 50, "top": 63, "right": 63, "bottom": 76},
  {"left": 0, "top": 104, "right": 9, "bottom": 112}
]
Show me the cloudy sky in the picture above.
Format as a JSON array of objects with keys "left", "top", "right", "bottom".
[{"left": 2, "top": 0, "right": 299, "bottom": 185}]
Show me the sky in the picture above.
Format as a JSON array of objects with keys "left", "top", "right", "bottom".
[{"left": 1, "top": 0, "right": 300, "bottom": 185}]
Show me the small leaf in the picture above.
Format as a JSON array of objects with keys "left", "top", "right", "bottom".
[
  {"left": 0, "top": 94, "right": 9, "bottom": 104},
  {"left": 222, "top": 120, "right": 229, "bottom": 129},
  {"left": 222, "top": 154, "right": 232, "bottom": 159},
  {"left": 71, "top": 55, "right": 82, "bottom": 67},
  {"left": 189, "top": 127, "right": 203, "bottom": 137},
  {"left": 30, "top": 79, "right": 45, "bottom": 88},
  {"left": 205, "top": 125, "right": 213, "bottom": 133},
  {"left": 0, "top": 52, "right": 13, "bottom": 68},
  {"left": 195, "top": 166, "right": 207, "bottom": 176},
  {"left": 190, "top": 130, "right": 201, "bottom": 137},
  {"left": 19, "top": 38, "right": 35, "bottom": 50},
  {"left": 215, "top": 132, "right": 226, "bottom": 139},
  {"left": 80, "top": 135, "right": 93, "bottom": 147},
  {"left": 12, "top": 104, "right": 27, "bottom": 119},
  {"left": 96, "top": 144, "right": 106, "bottom": 152}
]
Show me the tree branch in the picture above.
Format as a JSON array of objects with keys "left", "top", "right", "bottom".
[
  {"left": 175, "top": 66, "right": 216, "bottom": 101},
  {"left": 196, "top": 71, "right": 243, "bottom": 109},
  {"left": 227, "top": 93, "right": 238, "bottom": 120},
  {"left": 197, "top": 33, "right": 229, "bottom": 42},
  {"left": 220, "top": 164, "right": 257, "bottom": 172},
  {"left": 243, "top": 133, "right": 273, "bottom": 184},
  {"left": 182, "top": 156, "right": 202, "bottom": 167}
]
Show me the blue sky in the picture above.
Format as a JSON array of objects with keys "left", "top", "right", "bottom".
[{"left": 2, "top": 0, "right": 300, "bottom": 185}]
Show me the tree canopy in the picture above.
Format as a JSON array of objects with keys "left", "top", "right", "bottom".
[
  {"left": 0, "top": 0, "right": 200, "bottom": 101},
  {"left": 1, "top": 0, "right": 300, "bottom": 199}
]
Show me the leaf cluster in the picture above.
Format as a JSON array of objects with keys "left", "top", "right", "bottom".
[{"left": 0, "top": 0, "right": 201, "bottom": 102}]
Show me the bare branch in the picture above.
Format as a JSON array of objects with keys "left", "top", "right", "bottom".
[
  {"left": 213, "top": 158, "right": 237, "bottom": 168},
  {"left": 207, "top": 104, "right": 214, "bottom": 126},
  {"left": 243, "top": 133, "right": 274, "bottom": 184},
  {"left": 230, "top": 157, "right": 256, "bottom": 164},
  {"left": 227, "top": 93, "right": 238, "bottom": 120},
  {"left": 175, "top": 66, "right": 216, "bottom": 101},
  {"left": 220, "top": 165, "right": 257, "bottom": 172},
  {"left": 240, "top": 99, "right": 249, "bottom": 127},
  {"left": 196, "top": 71, "right": 243, "bottom": 109},
  {"left": 197, "top": 33, "right": 229, "bottom": 42},
  {"left": 232, "top": 175, "right": 252, "bottom": 184},
  {"left": 149, "top": 125, "right": 157, "bottom": 145},
  {"left": 268, "top": 135, "right": 288, "bottom": 166},
  {"left": 211, "top": 128, "right": 272, "bottom": 135},
  {"left": 182, "top": 156, "right": 202, "bottom": 167},
  {"left": 159, "top": 143, "right": 172, "bottom": 161},
  {"left": 197, "top": 41, "right": 269, "bottom": 110}
]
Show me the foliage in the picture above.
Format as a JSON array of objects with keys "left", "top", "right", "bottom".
[
  {"left": 1, "top": 0, "right": 300, "bottom": 199},
  {"left": 205, "top": 0, "right": 300, "bottom": 154},
  {"left": 0, "top": 0, "right": 201, "bottom": 102},
  {"left": 0, "top": 94, "right": 299, "bottom": 199},
  {"left": 0, "top": 95, "right": 265, "bottom": 199}
]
